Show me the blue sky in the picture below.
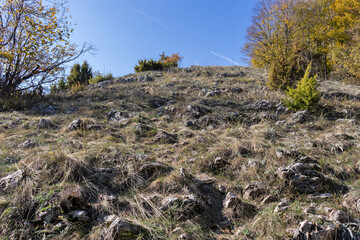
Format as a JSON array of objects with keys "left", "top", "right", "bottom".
[{"left": 67, "top": 0, "right": 258, "bottom": 77}]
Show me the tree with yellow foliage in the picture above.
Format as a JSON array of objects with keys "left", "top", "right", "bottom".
[
  {"left": 0, "top": 0, "right": 90, "bottom": 94},
  {"left": 245, "top": 0, "right": 360, "bottom": 88}
]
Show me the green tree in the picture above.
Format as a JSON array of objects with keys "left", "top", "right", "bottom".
[
  {"left": 58, "top": 78, "right": 67, "bottom": 90},
  {"left": 244, "top": 0, "right": 336, "bottom": 89},
  {"left": 283, "top": 64, "right": 321, "bottom": 110},
  {"left": 67, "top": 63, "right": 81, "bottom": 87},
  {"left": 0, "top": 0, "right": 90, "bottom": 95},
  {"left": 80, "top": 60, "right": 92, "bottom": 85}
]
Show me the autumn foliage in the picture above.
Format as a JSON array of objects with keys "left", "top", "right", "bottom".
[
  {"left": 245, "top": 0, "right": 360, "bottom": 89},
  {"left": 0, "top": 0, "right": 89, "bottom": 95}
]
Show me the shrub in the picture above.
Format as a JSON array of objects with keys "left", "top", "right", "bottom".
[
  {"left": 283, "top": 65, "right": 321, "bottom": 110},
  {"left": 0, "top": 91, "right": 43, "bottom": 111},
  {"left": 88, "top": 71, "right": 114, "bottom": 84},
  {"left": 134, "top": 52, "right": 183, "bottom": 72}
]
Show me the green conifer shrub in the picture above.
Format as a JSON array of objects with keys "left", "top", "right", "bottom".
[
  {"left": 88, "top": 71, "right": 114, "bottom": 84},
  {"left": 80, "top": 61, "right": 93, "bottom": 85},
  {"left": 67, "top": 63, "right": 81, "bottom": 87},
  {"left": 283, "top": 65, "right": 321, "bottom": 110},
  {"left": 134, "top": 52, "right": 183, "bottom": 72}
]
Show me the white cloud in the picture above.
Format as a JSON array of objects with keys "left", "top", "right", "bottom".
[
  {"left": 210, "top": 51, "right": 240, "bottom": 66},
  {"left": 120, "top": 1, "right": 175, "bottom": 33}
]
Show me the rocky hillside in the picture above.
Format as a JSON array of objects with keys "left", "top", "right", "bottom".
[{"left": 1, "top": 66, "right": 360, "bottom": 239}]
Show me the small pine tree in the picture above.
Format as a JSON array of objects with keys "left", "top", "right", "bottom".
[
  {"left": 80, "top": 61, "right": 93, "bottom": 85},
  {"left": 67, "top": 64, "right": 81, "bottom": 87},
  {"left": 283, "top": 65, "right": 321, "bottom": 110},
  {"left": 58, "top": 78, "right": 67, "bottom": 90},
  {"left": 50, "top": 84, "right": 58, "bottom": 95}
]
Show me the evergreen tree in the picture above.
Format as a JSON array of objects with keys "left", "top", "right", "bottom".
[
  {"left": 67, "top": 64, "right": 81, "bottom": 87},
  {"left": 81, "top": 61, "right": 93, "bottom": 85},
  {"left": 58, "top": 78, "right": 67, "bottom": 90}
]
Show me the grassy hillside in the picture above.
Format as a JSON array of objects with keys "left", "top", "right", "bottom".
[{"left": 1, "top": 66, "right": 360, "bottom": 239}]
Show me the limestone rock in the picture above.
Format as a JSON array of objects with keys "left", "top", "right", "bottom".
[
  {"left": 38, "top": 118, "right": 55, "bottom": 129},
  {"left": 68, "top": 119, "right": 83, "bottom": 131},
  {"left": 0, "top": 170, "right": 23, "bottom": 190},
  {"left": 153, "top": 131, "right": 178, "bottom": 144},
  {"left": 243, "top": 182, "right": 267, "bottom": 201},
  {"left": 20, "top": 139, "right": 36, "bottom": 149},
  {"left": 290, "top": 110, "right": 311, "bottom": 124}
]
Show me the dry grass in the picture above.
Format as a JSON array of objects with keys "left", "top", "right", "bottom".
[{"left": 0, "top": 66, "right": 360, "bottom": 239}]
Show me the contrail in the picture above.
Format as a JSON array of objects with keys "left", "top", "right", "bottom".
[
  {"left": 120, "top": 1, "right": 175, "bottom": 32},
  {"left": 210, "top": 51, "right": 240, "bottom": 66}
]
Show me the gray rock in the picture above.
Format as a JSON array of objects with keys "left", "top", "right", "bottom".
[
  {"left": 178, "top": 233, "right": 193, "bottom": 240},
  {"left": 68, "top": 210, "right": 89, "bottom": 222},
  {"left": 86, "top": 124, "right": 102, "bottom": 131},
  {"left": 343, "top": 192, "right": 360, "bottom": 213},
  {"left": 160, "top": 194, "right": 203, "bottom": 220},
  {"left": 38, "top": 118, "right": 55, "bottom": 129},
  {"left": 226, "top": 87, "right": 243, "bottom": 93},
  {"left": 186, "top": 105, "right": 210, "bottom": 118},
  {"left": 20, "top": 139, "right": 36, "bottom": 149},
  {"left": 3, "top": 156, "right": 20, "bottom": 164},
  {"left": 261, "top": 194, "right": 277, "bottom": 204},
  {"left": 328, "top": 209, "right": 349, "bottom": 223},
  {"left": 303, "top": 203, "right": 317, "bottom": 214},
  {"left": 153, "top": 131, "right": 178, "bottom": 144},
  {"left": 0, "top": 170, "right": 23, "bottom": 190},
  {"left": 223, "top": 192, "right": 238, "bottom": 209},
  {"left": 134, "top": 124, "right": 152, "bottom": 138},
  {"left": 275, "top": 162, "right": 347, "bottom": 195},
  {"left": 290, "top": 110, "right": 311, "bottom": 124},
  {"left": 139, "top": 74, "right": 153, "bottom": 82},
  {"left": 68, "top": 119, "right": 83, "bottom": 131},
  {"left": 243, "top": 182, "right": 267, "bottom": 201},
  {"left": 106, "top": 217, "right": 147, "bottom": 239},
  {"left": 274, "top": 198, "right": 291, "bottom": 213},
  {"left": 298, "top": 220, "right": 315, "bottom": 234},
  {"left": 336, "top": 119, "right": 358, "bottom": 125},
  {"left": 35, "top": 104, "right": 58, "bottom": 115},
  {"left": 259, "top": 113, "right": 278, "bottom": 120},
  {"left": 254, "top": 100, "right": 274, "bottom": 111},
  {"left": 220, "top": 72, "right": 245, "bottom": 78}
]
